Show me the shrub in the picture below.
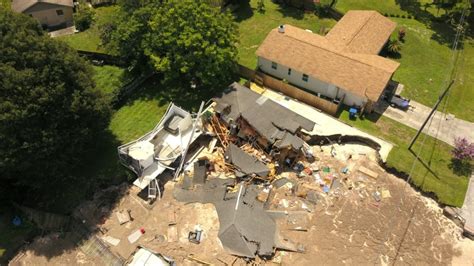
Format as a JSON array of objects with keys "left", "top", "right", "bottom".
[
  {"left": 75, "top": 7, "right": 95, "bottom": 31},
  {"left": 387, "top": 38, "right": 402, "bottom": 54},
  {"left": 395, "top": 14, "right": 400, "bottom": 17},
  {"left": 398, "top": 28, "right": 406, "bottom": 41},
  {"left": 384, "top": 13, "right": 388, "bottom": 17},
  {"left": 408, "top": 15, "right": 413, "bottom": 19},
  {"left": 401, "top": 15, "right": 406, "bottom": 18},
  {"left": 256, "top": 0, "right": 265, "bottom": 12}
]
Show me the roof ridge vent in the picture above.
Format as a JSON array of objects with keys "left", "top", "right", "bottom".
[{"left": 278, "top": 24, "right": 285, "bottom": 33}]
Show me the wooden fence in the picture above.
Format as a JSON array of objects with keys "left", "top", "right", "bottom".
[
  {"left": 239, "top": 65, "right": 340, "bottom": 116},
  {"left": 77, "top": 50, "right": 124, "bottom": 66}
]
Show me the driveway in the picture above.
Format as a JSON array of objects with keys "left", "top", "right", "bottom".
[{"left": 377, "top": 100, "right": 474, "bottom": 147}]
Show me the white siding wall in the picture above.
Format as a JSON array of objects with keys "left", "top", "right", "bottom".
[
  {"left": 258, "top": 57, "right": 366, "bottom": 107},
  {"left": 25, "top": 4, "right": 73, "bottom": 27}
]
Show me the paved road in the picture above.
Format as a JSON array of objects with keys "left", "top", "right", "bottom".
[
  {"left": 461, "top": 175, "right": 474, "bottom": 234},
  {"left": 377, "top": 100, "right": 474, "bottom": 147}
]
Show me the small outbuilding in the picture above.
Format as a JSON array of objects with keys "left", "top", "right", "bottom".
[{"left": 12, "top": 0, "right": 74, "bottom": 29}]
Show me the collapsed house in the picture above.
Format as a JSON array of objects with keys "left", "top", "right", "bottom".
[
  {"left": 118, "top": 103, "right": 203, "bottom": 198},
  {"left": 225, "top": 143, "right": 270, "bottom": 178},
  {"left": 174, "top": 179, "right": 279, "bottom": 259},
  {"left": 213, "top": 82, "right": 315, "bottom": 163}
]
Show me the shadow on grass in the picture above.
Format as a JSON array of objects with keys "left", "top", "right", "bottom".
[
  {"left": 274, "top": 2, "right": 305, "bottom": 20},
  {"left": 119, "top": 74, "right": 221, "bottom": 112},
  {"left": 336, "top": 105, "right": 383, "bottom": 123},
  {"left": 449, "top": 159, "right": 472, "bottom": 176},
  {"left": 233, "top": 1, "right": 254, "bottom": 22},
  {"left": 393, "top": 0, "right": 464, "bottom": 48}
]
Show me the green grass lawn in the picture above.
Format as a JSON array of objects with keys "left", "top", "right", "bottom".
[
  {"left": 339, "top": 109, "right": 469, "bottom": 206},
  {"left": 235, "top": 0, "right": 336, "bottom": 68},
  {"left": 108, "top": 80, "right": 171, "bottom": 143},
  {"left": 58, "top": 5, "right": 118, "bottom": 52},
  {"left": 92, "top": 65, "right": 125, "bottom": 94}
]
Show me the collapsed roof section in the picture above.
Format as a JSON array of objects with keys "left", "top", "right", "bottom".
[
  {"left": 174, "top": 179, "right": 277, "bottom": 258},
  {"left": 214, "top": 82, "right": 315, "bottom": 151},
  {"left": 118, "top": 103, "right": 203, "bottom": 189},
  {"left": 225, "top": 143, "right": 270, "bottom": 178}
]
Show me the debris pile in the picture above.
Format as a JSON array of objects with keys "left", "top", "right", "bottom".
[{"left": 170, "top": 83, "right": 398, "bottom": 260}]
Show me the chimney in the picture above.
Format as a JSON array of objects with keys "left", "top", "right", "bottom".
[{"left": 278, "top": 24, "right": 285, "bottom": 33}]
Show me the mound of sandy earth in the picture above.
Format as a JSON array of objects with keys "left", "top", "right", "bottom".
[
  {"left": 272, "top": 150, "right": 473, "bottom": 265},
  {"left": 11, "top": 148, "right": 474, "bottom": 265}
]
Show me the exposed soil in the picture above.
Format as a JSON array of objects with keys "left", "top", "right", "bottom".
[{"left": 11, "top": 145, "right": 473, "bottom": 265}]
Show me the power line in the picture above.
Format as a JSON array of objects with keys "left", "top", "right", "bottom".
[
  {"left": 389, "top": 8, "right": 468, "bottom": 265},
  {"left": 372, "top": 8, "right": 468, "bottom": 265}
]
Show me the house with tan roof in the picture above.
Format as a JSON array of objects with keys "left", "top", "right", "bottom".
[
  {"left": 256, "top": 10, "right": 400, "bottom": 111},
  {"left": 12, "top": 0, "right": 74, "bottom": 29}
]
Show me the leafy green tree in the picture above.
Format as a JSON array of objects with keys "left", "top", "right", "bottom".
[
  {"left": 0, "top": 8, "right": 111, "bottom": 202},
  {"left": 75, "top": 6, "right": 95, "bottom": 31},
  {"left": 105, "top": 0, "right": 238, "bottom": 92}
]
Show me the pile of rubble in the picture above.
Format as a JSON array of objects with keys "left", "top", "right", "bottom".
[{"left": 170, "top": 82, "right": 393, "bottom": 261}]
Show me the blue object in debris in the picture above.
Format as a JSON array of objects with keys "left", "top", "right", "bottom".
[
  {"left": 341, "top": 167, "right": 349, "bottom": 174},
  {"left": 323, "top": 185, "right": 330, "bottom": 193},
  {"left": 12, "top": 215, "right": 22, "bottom": 226},
  {"left": 349, "top": 108, "right": 358, "bottom": 119}
]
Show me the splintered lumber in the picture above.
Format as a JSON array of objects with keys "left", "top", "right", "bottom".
[
  {"left": 358, "top": 166, "right": 379, "bottom": 179},
  {"left": 210, "top": 115, "right": 229, "bottom": 147},
  {"left": 187, "top": 255, "right": 212, "bottom": 265}
]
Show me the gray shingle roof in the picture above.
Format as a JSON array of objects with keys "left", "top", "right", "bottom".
[
  {"left": 225, "top": 143, "right": 269, "bottom": 178},
  {"left": 214, "top": 82, "right": 314, "bottom": 150}
]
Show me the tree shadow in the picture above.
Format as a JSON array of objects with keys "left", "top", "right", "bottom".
[
  {"left": 8, "top": 127, "right": 130, "bottom": 262},
  {"left": 394, "top": 0, "right": 465, "bottom": 48},
  {"left": 274, "top": 2, "right": 305, "bottom": 20},
  {"left": 233, "top": 1, "right": 254, "bottom": 22},
  {"left": 449, "top": 159, "right": 472, "bottom": 177}
]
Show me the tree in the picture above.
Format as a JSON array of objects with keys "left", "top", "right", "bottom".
[
  {"left": 106, "top": 0, "right": 238, "bottom": 92},
  {"left": 0, "top": 9, "right": 111, "bottom": 203},
  {"left": 314, "top": 0, "right": 337, "bottom": 16},
  {"left": 74, "top": 6, "right": 95, "bottom": 31},
  {"left": 452, "top": 137, "right": 474, "bottom": 161}
]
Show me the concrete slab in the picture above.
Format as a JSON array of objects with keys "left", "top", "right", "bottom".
[
  {"left": 257, "top": 88, "right": 393, "bottom": 162},
  {"left": 49, "top": 26, "right": 76, "bottom": 38}
]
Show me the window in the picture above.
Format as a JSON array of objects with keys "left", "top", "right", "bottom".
[
  {"left": 302, "top": 74, "right": 309, "bottom": 82},
  {"left": 56, "top": 9, "right": 64, "bottom": 16},
  {"left": 271, "top": 62, "right": 278, "bottom": 70},
  {"left": 288, "top": 68, "right": 292, "bottom": 75}
]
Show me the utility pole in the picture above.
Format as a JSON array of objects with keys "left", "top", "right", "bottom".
[{"left": 408, "top": 8, "right": 467, "bottom": 151}]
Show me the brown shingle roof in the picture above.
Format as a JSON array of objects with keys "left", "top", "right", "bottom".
[
  {"left": 12, "top": 0, "right": 73, "bottom": 13},
  {"left": 256, "top": 12, "right": 399, "bottom": 102},
  {"left": 326, "top": 10, "right": 397, "bottom": 54}
]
